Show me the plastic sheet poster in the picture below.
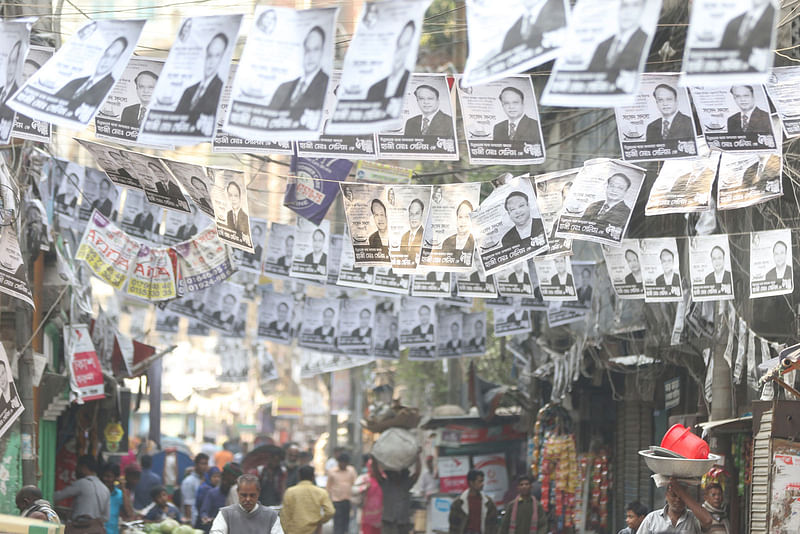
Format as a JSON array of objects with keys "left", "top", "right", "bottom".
[
  {"left": 533, "top": 168, "right": 577, "bottom": 257},
  {"left": 462, "top": 0, "right": 568, "bottom": 87},
  {"left": 0, "top": 344, "right": 24, "bottom": 439},
  {"left": 456, "top": 75, "right": 545, "bottom": 165},
  {"left": 326, "top": 233, "right": 343, "bottom": 286},
  {"left": 681, "top": 0, "right": 778, "bottom": 86},
  {"left": 461, "top": 311, "right": 487, "bottom": 357},
  {"left": 299, "top": 297, "right": 340, "bottom": 350},
  {"left": 645, "top": 143, "right": 720, "bottom": 215},
  {"left": 765, "top": 66, "right": 800, "bottom": 138},
  {"left": 614, "top": 73, "right": 699, "bottom": 162},
  {"left": 257, "top": 289, "right": 294, "bottom": 344},
  {"left": 257, "top": 346, "right": 279, "bottom": 384},
  {"left": 64, "top": 324, "right": 105, "bottom": 403},
  {"left": 750, "top": 229, "right": 793, "bottom": 299},
  {"left": 640, "top": 237, "right": 683, "bottom": 302},
  {"left": 419, "top": 183, "right": 482, "bottom": 271},
  {"left": 336, "top": 297, "right": 375, "bottom": 355},
  {"left": 0, "top": 225, "right": 33, "bottom": 307},
  {"left": 10, "top": 45, "right": 53, "bottom": 143},
  {"left": 495, "top": 261, "right": 533, "bottom": 297},
  {"left": 469, "top": 174, "right": 547, "bottom": 275},
  {"left": 541, "top": 0, "right": 661, "bottom": 107},
  {"left": 138, "top": 15, "right": 243, "bottom": 146},
  {"left": 555, "top": 158, "right": 645, "bottom": 246},
  {"left": 209, "top": 167, "right": 253, "bottom": 252},
  {"left": 76, "top": 210, "right": 140, "bottom": 290},
  {"left": 173, "top": 227, "right": 236, "bottom": 293},
  {"left": 327, "top": 0, "right": 431, "bottom": 134},
  {"left": 376, "top": 73, "right": 459, "bottom": 160},
  {"left": 8, "top": 19, "right": 145, "bottom": 128},
  {"left": 0, "top": 18, "right": 33, "bottom": 144},
  {"left": 603, "top": 239, "right": 645, "bottom": 299}
]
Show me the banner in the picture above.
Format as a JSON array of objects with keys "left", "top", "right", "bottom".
[
  {"left": 76, "top": 210, "right": 140, "bottom": 289},
  {"left": 689, "top": 235, "right": 734, "bottom": 302},
  {"left": 533, "top": 168, "right": 577, "bottom": 257},
  {"left": 10, "top": 45, "right": 52, "bottom": 143},
  {"left": 0, "top": 344, "right": 24, "bottom": 439},
  {"left": 173, "top": 227, "right": 236, "bottom": 292},
  {"left": 750, "top": 229, "right": 793, "bottom": 299},
  {"left": 0, "top": 225, "right": 33, "bottom": 307},
  {"left": 286, "top": 156, "right": 353, "bottom": 225},
  {"left": 65, "top": 324, "right": 105, "bottom": 403},
  {"left": 419, "top": 183, "right": 482, "bottom": 271},
  {"left": 603, "top": 239, "right": 645, "bottom": 299},
  {"left": 640, "top": 237, "right": 683, "bottom": 302},
  {"left": 127, "top": 245, "right": 177, "bottom": 301},
  {"left": 0, "top": 19, "right": 33, "bottom": 144}
]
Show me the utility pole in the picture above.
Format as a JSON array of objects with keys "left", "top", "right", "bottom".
[{"left": 15, "top": 301, "right": 36, "bottom": 485}]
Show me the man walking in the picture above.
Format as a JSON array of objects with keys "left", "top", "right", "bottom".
[
  {"left": 281, "top": 465, "right": 335, "bottom": 534},
  {"left": 182, "top": 453, "right": 210, "bottom": 524},
  {"left": 210, "top": 474, "right": 283, "bottom": 534},
  {"left": 637, "top": 480, "right": 712, "bottom": 534},
  {"left": 499, "top": 476, "right": 546, "bottom": 534},
  {"left": 448, "top": 469, "right": 498, "bottom": 534},
  {"left": 53, "top": 455, "right": 110, "bottom": 534},
  {"left": 133, "top": 454, "right": 162, "bottom": 511},
  {"left": 326, "top": 452, "right": 358, "bottom": 534}
]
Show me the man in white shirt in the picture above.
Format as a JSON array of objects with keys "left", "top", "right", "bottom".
[
  {"left": 303, "top": 229, "right": 327, "bottom": 270},
  {"left": 638, "top": 480, "right": 711, "bottom": 534},
  {"left": 210, "top": 475, "right": 283, "bottom": 534},
  {"left": 182, "top": 453, "right": 210, "bottom": 524}
]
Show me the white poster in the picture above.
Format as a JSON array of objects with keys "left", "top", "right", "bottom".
[
  {"left": 419, "top": 183, "right": 483, "bottom": 271},
  {"left": 750, "top": 229, "right": 793, "bottom": 299},
  {"left": 290, "top": 218, "right": 330, "bottom": 282},
  {"left": 689, "top": 235, "right": 734, "bottom": 302},
  {"left": 640, "top": 237, "right": 683, "bottom": 302}
]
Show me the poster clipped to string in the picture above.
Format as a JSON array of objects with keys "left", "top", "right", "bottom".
[
  {"left": 0, "top": 18, "right": 33, "bottom": 144},
  {"left": 645, "top": 142, "right": 719, "bottom": 216},
  {"left": 689, "top": 235, "right": 734, "bottom": 302},
  {"left": 76, "top": 211, "right": 140, "bottom": 290},
  {"left": 209, "top": 167, "right": 253, "bottom": 253},
  {"left": 10, "top": 45, "right": 53, "bottom": 143},
  {"left": 765, "top": 66, "right": 800, "bottom": 138},
  {"left": 750, "top": 229, "right": 793, "bottom": 299},
  {"left": 640, "top": 237, "right": 683, "bottom": 302},
  {"left": 533, "top": 168, "right": 578, "bottom": 257},
  {"left": 602, "top": 239, "right": 645, "bottom": 299},
  {"left": 419, "top": 183, "right": 482, "bottom": 272}
]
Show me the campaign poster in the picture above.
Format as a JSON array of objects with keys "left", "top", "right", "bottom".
[
  {"left": 233, "top": 217, "right": 267, "bottom": 274},
  {"left": 326, "top": 233, "right": 344, "bottom": 286},
  {"left": 76, "top": 211, "right": 140, "bottom": 290},
  {"left": 78, "top": 167, "right": 120, "bottom": 222},
  {"left": 411, "top": 272, "right": 451, "bottom": 298},
  {"left": 127, "top": 245, "right": 177, "bottom": 302},
  {"left": 209, "top": 167, "right": 253, "bottom": 252},
  {"left": 0, "top": 19, "right": 33, "bottom": 144},
  {"left": 603, "top": 239, "right": 645, "bottom": 299},
  {"left": 493, "top": 301, "right": 531, "bottom": 336},
  {"left": 372, "top": 266, "right": 411, "bottom": 294},
  {"left": 0, "top": 225, "right": 33, "bottom": 307},
  {"left": 162, "top": 205, "right": 208, "bottom": 245},
  {"left": 689, "top": 234, "right": 734, "bottom": 302},
  {"left": 437, "top": 311, "right": 464, "bottom": 358},
  {"left": 496, "top": 261, "right": 534, "bottom": 296},
  {"left": 298, "top": 297, "right": 340, "bottom": 350},
  {"left": 200, "top": 282, "right": 244, "bottom": 333},
  {"left": 65, "top": 324, "right": 105, "bottom": 402},
  {"left": 155, "top": 308, "right": 181, "bottom": 334},
  {"left": 533, "top": 168, "right": 577, "bottom": 257},
  {"left": 336, "top": 228, "right": 376, "bottom": 289},
  {"left": 217, "top": 341, "right": 249, "bottom": 382},
  {"left": 289, "top": 218, "right": 330, "bottom": 282},
  {"left": 262, "top": 222, "right": 296, "bottom": 278},
  {"left": 257, "top": 289, "right": 294, "bottom": 344},
  {"left": 462, "top": 311, "right": 487, "bottom": 356},
  {"left": 765, "top": 66, "right": 800, "bottom": 138},
  {"left": 520, "top": 260, "right": 547, "bottom": 309},
  {"left": 52, "top": 160, "right": 83, "bottom": 221},
  {"left": 419, "top": 183, "right": 482, "bottom": 271},
  {"left": 10, "top": 45, "right": 53, "bottom": 143},
  {"left": 373, "top": 302, "right": 401, "bottom": 359},
  {"left": 128, "top": 153, "right": 191, "bottom": 213},
  {"left": 387, "top": 185, "right": 433, "bottom": 271},
  {"left": 533, "top": 256, "right": 577, "bottom": 301},
  {"left": 337, "top": 298, "right": 376, "bottom": 354},
  {"left": 172, "top": 227, "right": 236, "bottom": 293},
  {"left": 645, "top": 145, "right": 720, "bottom": 215},
  {"left": 75, "top": 139, "right": 143, "bottom": 191},
  {"left": 640, "top": 237, "right": 683, "bottom": 302},
  {"left": 340, "top": 182, "right": 391, "bottom": 265},
  {"left": 399, "top": 297, "right": 436, "bottom": 347},
  {"left": 455, "top": 266, "right": 498, "bottom": 299},
  {"left": 750, "top": 228, "right": 793, "bottom": 299},
  {"left": 119, "top": 189, "right": 162, "bottom": 242}
]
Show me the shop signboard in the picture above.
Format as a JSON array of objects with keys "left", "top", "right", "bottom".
[
  {"left": 473, "top": 453, "right": 509, "bottom": 505},
  {"left": 438, "top": 455, "right": 469, "bottom": 493}
]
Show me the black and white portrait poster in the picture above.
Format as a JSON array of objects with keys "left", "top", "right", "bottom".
[
  {"left": 10, "top": 46, "right": 52, "bottom": 143},
  {"left": 138, "top": 15, "right": 243, "bottom": 146},
  {"left": 470, "top": 174, "right": 548, "bottom": 275},
  {"left": 290, "top": 218, "right": 330, "bottom": 282},
  {"left": 200, "top": 282, "right": 244, "bottom": 333},
  {"left": 126, "top": 152, "right": 190, "bottom": 213},
  {"left": 494, "top": 300, "right": 531, "bottom": 336},
  {"left": 79, "top": 167, "right": 120, "bottom": 222},
  {"left": 399, "top": 297, "right": 436, "bottom": 347},
  {"left": 340, "top": 183, "right": 391, "bottom": 265},
  {"left": 168, "top": 287, "right": 207, "bottom": 321},
  {"left": 387, "top": 185, "right": 432, "bottom": 271},
  {"left": 0, "top": 18, "right": 33, "bottom": 144},
  {"left": 336, "top": 298, "right": 375, "bottom": 354},
  {"left": 456, "top": 266, "right": 498, "bottom": 299},
  {"left": 296, "top": 70, "right": 378, "bottom": 159},
  {"left": 327, "top": 233, "right": 343, "bottom": 286},
  {"left": 546, "top": 300, "right": 587, "bottom": 327},
  {"left": 377, "top": 74, "right": 458, "bottom": 160},
  {"left": 640, "top": 237, "right": 683, "bottom": 302},
  {"left": 9, "top": 19, "right": 145, "bottom": 128},
  {"left": 462, "top": 0, "right": 568, "bottom": 87},
  {"left": 555, "top": 158, "right": 645, "bottom": 246},
  {"left": 52, "top": 160, "right": 84, "bottom": 221},
  {"left": 682, "top": 0, "right": 778, "bottom": 85},
  {"left": 373, "top": 304, "right": 400, "bottom": 359},
  {"left": 225, "top": 6, "right": 338, "bottom": 141},
  {"left": 437, "top": 311, "right": 464, "bottom": 358},
  {"left": 373, "top": 267, "right": 411, "bottom": 294},
  {"left": 456, "top": 75, "right": 545, "bottom": 164},
  {"left": 419, "top": 183, "right": 482, "bottom": 272},
  {"left": 533, "top": 168, "right": 578, "bottom": 257},
  {"left": 0, "top": 344, "right": 24, "bottom": 440},
  {"left": 750, "top": 228, "right": 793, "bottom": 298},
  {"left": 462, "top": 311, "right": 487, "bottom": 356},
  {"left": 411, "top": 271, "right": 451, "bottom": 298},
  {"left": 209, "top": 167, "right": 253, "bottom": 252},
  {"left": 0, "top": 225, "right": 33, "bottom": 308},
  {"left": 327, "top": 0, "right": 430, "bottom": 134},
  {"left": 233, "top": 217, "right": 267, "bottom": 273},
  {"left": 257, "top": 289, "right": 294, "bottom": 344},
  {"left": 689, "top": 235, "right": 734, "bottom": 302},
  {"left": 161, "top": 160, "right": 215, "bottom": 218},
  {"left": 717, "top": 120, "right": 782, "bottom": 209},
  {"left": 408, "top": 344, "right": 437, "bottom": 361},
  {"left": 257, "top": 346, "right": 279, "bottom": 384},
  {"left": 75, "top": 140, "right": 142, "bottom": 191},
  {"left": 119, "top": 189, "right": 162, "bottom": 242},
  {"left": 533, "top": 256, "right": 577, "bottom": 301},
  {"left": 155, "top": 308, "right": 180, "bottom": 334},
  {"left": 187, "top": 320, "right": 210, "bottom": 337},
  {"left": 336, "top": 229, "right": 376, "bottom": 289},
  {"left": 765, "top": 66, "right": 800, "bottom": 138},
  {"left": 569, "top": 261, "right": 595, "bottom": 309},
  {"left": 541, "top": 0, "right": 661, "bottom": 107},
  {"left": 163, "top": 205, "right": 207, "bottom": 245},
  {"left": 94, "top": 57, "right": 164, "bottom": 145},
  {"left": 298, "top": 297, "right": 340, "bottom": 350},
  {"left": 614, "top": 74, "right": 699, "bottom": 162},
  {"left": 689, "top": 85, "right": 777, "bottom": 152},
  {"left": 218, "top": 342, "right": 249, "bottom": 382},
  {"left": 603, "top": 239, "right": 645, "bottom": 299},
  {"left": 496, "top": 261, "right": 534, "bottom": 296},
  {"left": 645, "top": 144, "right": 720, "bottom": 215},
  {"left": 263, "top": 222, "right": 296, "bottom": 278}
]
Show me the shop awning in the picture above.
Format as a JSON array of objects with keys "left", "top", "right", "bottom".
[{"left": 697, "top": 415, "right": 753, "bottom": 435}]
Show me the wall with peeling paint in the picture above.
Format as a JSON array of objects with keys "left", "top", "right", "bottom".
[{"left": 0, "top": 424, "right": 22, "bottom": 514}]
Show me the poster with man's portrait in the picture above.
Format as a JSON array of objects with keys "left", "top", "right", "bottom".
[
  {"left": 411, "top": 271, "right": 451, "bottom": 298},
  {"left": 209, "top": 167, "right": 253, "bottom": 252},
  {"left": 52, "top": 160, "right": 84, "bottom": 221},
  {"left": 257, "top": 289, "right": 295, "bottom": 344},
  {"left": 533, "top": 168, "right": 577, "bottom": 257},
  {"left": 419, "top": 183, "right": 482, "bottom": 272},
  {"left": 155, "top": 308, "right": 181, "bottom": 334},
  {"left": 76, "top": 139, "right": 144, "bottom": 191},
  {"left": 340, "top": 183, "right": 392, "bottom": 265},
  {"left": 79, "top": 167, "right": 120, "bottom": 222},
  {"left": 162, "top": 160, "right": 215, "bottom": 218},
  {"left": 602, "top": 239, "right": 645, "bottom": 299},
  {"left": 456, "top": 75, "right": 545, "bottom": 164},
  {"left": 496, "top": 261, "right": 534, "bottom": 296},
  {"left": 455, "top": 266, "right": 498, "bottom": 299},
  {"left": 0, "top": 19, "right": 33, "bottom": 144},
  {"left": 0, "top": 225, "right": 33, "bottom": 308},
  {"left": 750, "top": 228, "right": 793, "bottom": 298},
  {"left": 162, "top": 204, "right": 208, "bottom": 245},
  {"left": 377, "top": 74, "right": 459, "bottom": 160},
  {"left": 373, "top": 303, "right": 401, "bottom": 359},
  {"left": 372, "top": 266, "right": 411, "bottom": 295},
  {"left": 290, "top": 218, "right": 330, "bottom": 282},
  {"left": 200, "top": 282, "right": 244, "bottom": 333},
  {"left": 298, "top": 296, "right": 340, "bottom": 350},
  {"left": 119, "top": 189, "right": 162, "bottom": 242},
  {"left": 0, "top": 344, "right": 24, "bottom": 440},
  {"left": 399, "top": 297, "right": 437, "bottom": 347},
  {"left": 123, "top": 152, "right": 190, "bottom": 213},
  {"left": 437, "top": 311, "right": 464, "bottom": 358},
  {"left": 387, "top": 185, "right": 432, "bottom": 271},
  {"left": 533, "top": 256, "right": 577, "bottom": 301},
  {"left": 10, "top": 45, "right": 53, "bottom": 143},
  {"left": 689, "top": 234, "right": 734, "bottom": 302},
  {"left": 336, "top": 229, "right": 376, "bottom": 289},
  {"left": 493, "top": 300, "right": 531, "bottom": 336},
  {"left": 263, "top": 222, "right": 296, "bottom": 278},
  {"left": 336, "top": 298, "right": 376, "bottom": 354},
  {"left": 640, "top": 237, "right": 683, "bottom": 302},
  {"left": 461, "top": 311, "right": 487, "bottom": 356},
  {"left": 233, "top": 217, "right": 267, "bottom": 273}
]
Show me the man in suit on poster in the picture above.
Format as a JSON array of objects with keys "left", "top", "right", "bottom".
[
  {"left": 313, "top": 307, "right": 336, "bottom": 339},
  {"left": 350, "top": 308, "right": 373, "bottom": 342},
  {"left": 400, "top": 199, "right": 425, "bottom": 262},
  {"left": 581, "top": 174, "right": 633, "bottom": 228},
  {"left": 366, "top": 20, "right": 415, "bottom": 105},
  {"left": 176, "top": 33, "right": 227, "bottom": 125},
  {"left": 703, "top": 245, "right": 733, "bottom": 292},
  {"left": 303, "top": 229, "right": 328, "bottom": 270},
  {"left": 645, "top": 84, "right": 694, "bottom": 142},
  {"left": 411, "top": 305, "right": 434, "bottom": 340},
  {"left": 120, "top": 70, "right": 158, "bottom": 127},
  {"left": 276, "top": 234, "right": 294, "bottom": 270},
  {"left": 727, "top": 85, "right": 771, "bottom": 134},
  {"left": 224, "top": 181, "right": 250, "bottom": 241},
  {"left": 501, "top": 0, "right": 567, "bottom": 53},
  {"left": 90, "top": 177, "right": 115, "bottom": 219},
  {"left": 468, "top": 319, "right": 485, "bottom": 351},
  {"left": 586, "top": 0, "right": 649, "bottom": 89},
  {"left": 56, "top": 37, "right": 128, "bottom": 118},
  {"left": 765, "top": 240, "right": 792, "bottom": 282},
  {"left": 492, "top": 87, "right": 540, "bottom": 142},
  {"left": 549, "top": 256, "right": 573, "bottom": 288},
  {"left": 403, "top": 85, "right": 454, "bottom": 137},
  {"left": 267, "top": 302, "right": 291, "bottom": 335},
  {"left": 211, "top": 294, "right": 237, "bottom": 327},
  {"left": 0, "top": 40, "right": 22, "bottom": 136},
  {"left": 719, "top": 0, "right": 776, "bottom": 66},
  {"left": 501, "top": 191, "right": 541, "bottom": 249},
  {"left": 654, "top": 248, "right": 681, "bottom": 289}
]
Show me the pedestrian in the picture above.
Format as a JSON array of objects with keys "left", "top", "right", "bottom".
[
  {"left": 498, "top": 475, "right": 546, "bottom": 534},
  {"left": 377, "top": 456, "right": 421, "bottom": 534},
  {"left": 100, "top": 463, "right": 124, "bottom": 534},
  {"left": 281, "top": 465, "right": 335, "bottom": 534},
  {"left": 285, "top": 444, "right": 301, "bottom": 488},
  {"left": 257, "top": 447, "right": 286, "bottom": 506},
  {"left": 359, "top": 456, "right": 383, "bottom": 534},
  {"left": 15, "top": 486, "right": 59, "bottom": 523},
  {"left": 182, "top": 453, "right": 210, "bottom": 524},
  {"left": 417, "top": 455, "right": 438, "bottom": 501},
  {"left": 143, "top": 486, "right": 181, "bottom": 522},
  {"left": 53, "top": 455, "right": 110, "bottom": 534},
  {"left": 637, "top": 480, "right": 713, "bottom": 534},
  {"left": 201, "top": 437, "right": 220, "bottom": 466},
  {"left": 325, "top": 446, "right": 345, "bottom": 472},
  {"left": 199, "top": 463, "right": 242, "bottom": 533},
  {"left": 195, "top": 466, "right": 221, "bottom": 528},
  {"left": 327, "top": 452, "right": 358, "bottom": 534},
  {"left": 618, "top": 501, "right": 647, "bottom": 534},
  {"left": 133, "top": 455, "right": 162, "bottom": 511},
  {"left": 448, "top": 469, "right": 498, "bottom": 534},
  {"left": 209, "top": 474, "right": 283, "bottom": 534},
  {"left": 701, "top": 483, "right": 731, "bottom": 534},
  {"left": 215, "top": 442, "right": 234, "bottom": 470},
  {"left": 121, "top": 464, "right": 140, "bottom": 521}
]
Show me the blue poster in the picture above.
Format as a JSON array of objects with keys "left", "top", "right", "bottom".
[{"left": 285, "top": 156, "right": 353, "bottom": 225}]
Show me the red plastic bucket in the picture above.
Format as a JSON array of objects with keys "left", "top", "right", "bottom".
[{"left": 660, "top": 424, "right": 709, "bottom": 459}]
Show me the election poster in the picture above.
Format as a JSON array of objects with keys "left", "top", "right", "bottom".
[
  {"left": 340, "top": 183, "right": 391, "bottom": 265},
  {"left": 399, "top": 297, "right": 436, "bottom": 347},
  {"left": 118, "top": 189, "right": 162, "bottom": 242},
  {"left": 0, "top": 225, "right": 33, "bottom": 307},
  {"left": 541, "top": 0, "right": 661, "bottom": 107},
  {"left": 209, "top": 167, "right": 253, "bottom": 252},
  {"left": 462, "top": 0, "right": 568, "bottom": 87},
  {"left": 327, "top": 0, "right": 431, "bottom": 134},
  {"left": 326, "top": 233, "right": 343, "bottom": 286},
  {"left": 750, "top": 228, "right": 793, "bottom": 299},
  {"left": 217, "top": 341, "right": 249, "bottom": 382},
  {"left": 496, "top": 261, "right": 534, "bottom": 297},
  {"left": 0, "top": 19, "right": 33, "bottom": 144},
  {"left": 462, "top": 311, "right": 487, "bottom": 356},
  {"left": 689, "top": 235, "right": 735, "bottom": 302},
  {"left": 437, "top": 311, "right": 464, "bottom": 358},
  {"left": 336, "top": 229, "right": 376, "bottom": 289},
  {"left": 407, "top": 344, "right": 437, "bottom": 361},
  {"left": 298, "top": 297, "right": 340, "bottom": 350},
  {"left": 603, "top": 239, "right": 645, "bottom": 299},
  {"left": 172, "top": 227, "right": 236, "bottom": 293},
  {"left": 155, "top": 308, "right": 180, "bottom": 334},
  {"left": 546, "top": 300, "right": 588, "bottom": 327},
  {"left": 201, "top": 282, "right": 243, "bottom": 333},
  {"left": 640, "top": 237, "right": 683, "bottom": 302},
  {"left": 76, "top": 211, "right": 140, "bottom": 290},
  {"left": 387, "top": 185, "right": 432, "bottom": 271},
  {"left": 75, "top": 139, "right": 143, "bottom": 191},
  {"left": 162, "top": 205, "right": 208, "bottom": 245},
  {"left": 225, "top": 6, "right": 338, "bottom": 141},
  {"left": 470, "top": 174, "right": 547, "bottom": 275},
  {"left": 353, "top": 160, "right": 413, "bottom": 184},
  {"left": 8, "top": 19, "right": 145, "bottom": 128},
  {"left": 257, "top": 346, "right": 279, "bottom": 384},
  {"left": 377, "top": 74, "right": 459, "bottom": 160},
  {"left": 257, "top": 289, "right": 294, "bottom": 344},
  {"left": 533, "top": 168, "right": 577, "bottom": 257},
  {"left": 78, "top": 168, "right": 120, "bottom": 222},
  {"left": 373, "top": 302, "right": 401, "bottom": 359},
  {"left": 411, "top": 272, "right": 451, "bottom": 298},
  {"left": 645, "top": 145, "right": 720, "bottom": 215},
  {"left": 286, "top": 157, "right": 353, "bottom": 225},
  {"left": 124, "top": 152, "right": 190, "bottom": 213},
  {"left": 233, "top": 217, "right": 267, "bottom": 274},
  {"left": 456, "top": 75, "right": 545, "bottom": 165},
  {"left": 372, "top": 266, "right": 411, "bottom": 294},
  {"left": 555, "top": 158, "right": 645, "bottom": 246},
  {"left": 52, "top": 160, "right": 83, "bottom": 221},
  {"left": 263, "top": 222, "right": 296, "bottom": 278},
  {"left": 765, "top": 66, "right": 800, "bottom": 138},
  {"left": 419, "top": 183, "right": 482, "bottom": 271},
  {"left": 289, "top": 218, "right": 330, "bottom": 282},
  {"left": 494, "top": 301, "right": 531, "bottom": 336},
  {"left": 614, "top": 74, "right": 699, "bottom": 162},
  {"left": 138, "top": 15, "right": 243, "bottom": 146},
  {"left": 520, "top": 260, "right": 547, "bottom": 309},
  {"left": 336, "top": 298, "right": 376, "bottom": 354},
  {"left": 533, "top": 256, "right": 577, "bottom": 301},
  {"left": 10, "top": 45, "right": 53, "bottom": 143}
]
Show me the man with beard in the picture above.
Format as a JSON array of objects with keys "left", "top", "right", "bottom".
[{"left": 399, "top": 198, "right": 424, "bottom": 263}]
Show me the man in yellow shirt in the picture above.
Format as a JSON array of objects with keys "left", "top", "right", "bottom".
[{"left": 281, "top": 466, "right": 335, "bottom": 534}]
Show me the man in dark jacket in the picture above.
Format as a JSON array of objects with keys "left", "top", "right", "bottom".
[{"left": 449, "top": 469, "right": 498, "bottom": 534}]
